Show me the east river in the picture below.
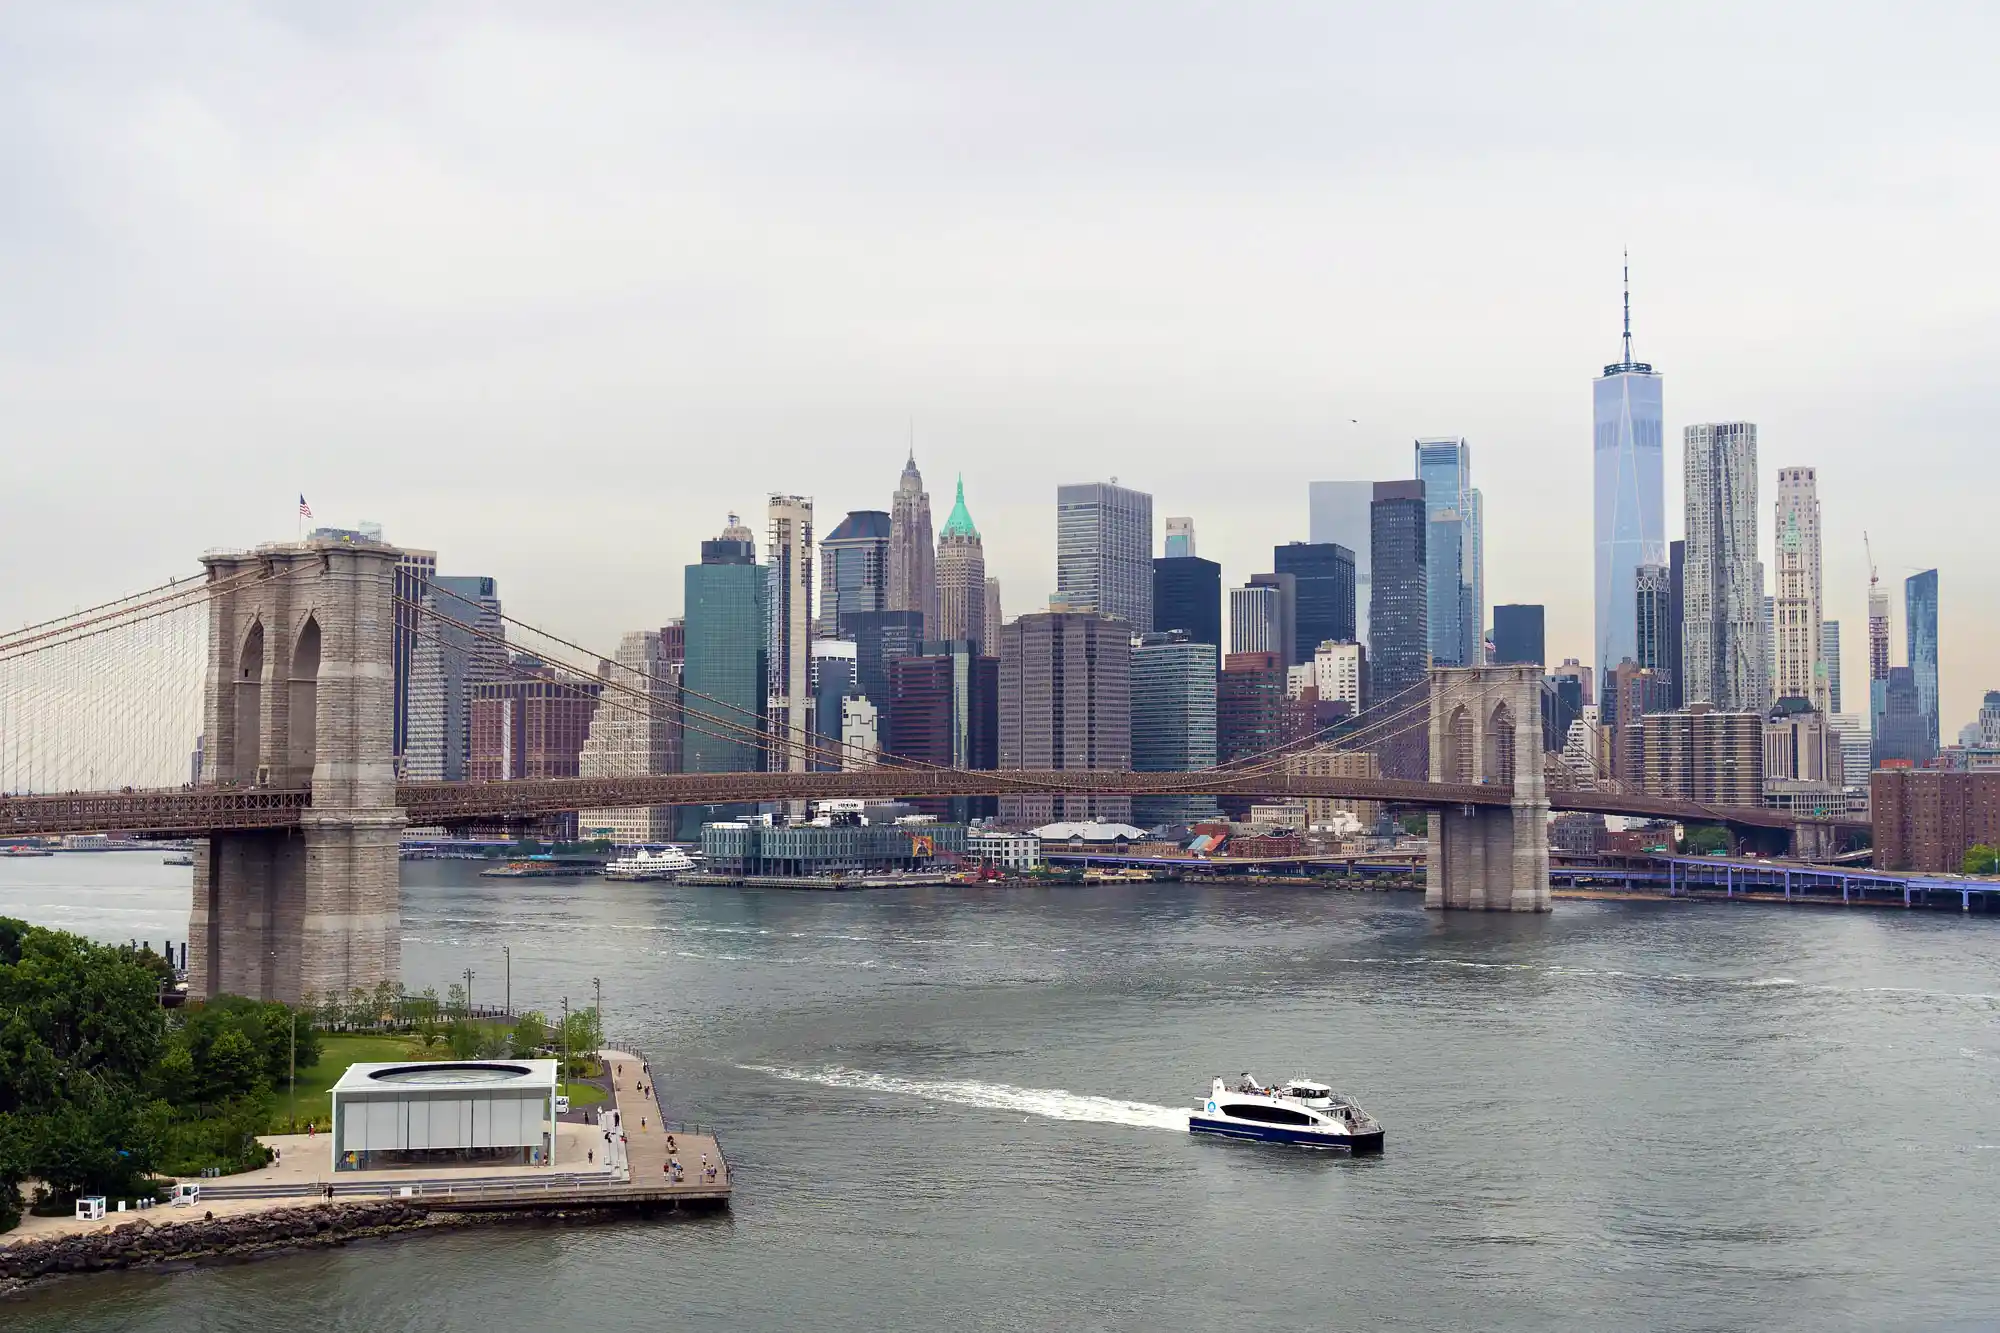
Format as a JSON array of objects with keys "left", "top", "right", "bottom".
[{"left": 4, "top": 851, "right": 1999, "bottom": 1330}]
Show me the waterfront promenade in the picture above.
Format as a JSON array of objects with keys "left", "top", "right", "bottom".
[{"left": 602, "top": 1048, "right": 730, "bottom": 1195}]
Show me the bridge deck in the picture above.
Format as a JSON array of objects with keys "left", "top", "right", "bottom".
[{"left": 0, "top": 773, "right": 1864, "bottom": 838}]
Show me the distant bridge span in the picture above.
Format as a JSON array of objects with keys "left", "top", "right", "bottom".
[{"left": 0, "top": 771, "right": 1863, "bottom": 839}]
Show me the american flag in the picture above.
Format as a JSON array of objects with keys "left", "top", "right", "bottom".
[{"left": 298, "top": 494, "right": 313, "bottom": 519}]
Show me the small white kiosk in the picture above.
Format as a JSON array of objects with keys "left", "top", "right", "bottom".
[{"left": 327, "top": 1060, "right": 560, "bottom": 1173}]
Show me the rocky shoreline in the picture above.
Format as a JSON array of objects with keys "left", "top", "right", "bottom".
[{"left": 0, "top": 1201, "right": 456, "bottom": 1295}]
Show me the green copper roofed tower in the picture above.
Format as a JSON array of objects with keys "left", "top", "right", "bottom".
[
  {"left": 936, "top": 475, "right": 988, "bottom": 646},
  {"left": 941, "top": 475, "right": 980, "bottom": 540}
]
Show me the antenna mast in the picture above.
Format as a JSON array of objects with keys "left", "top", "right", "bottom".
[{"left": 1622, "top": 248, "right": 1632, "bottom": 365}]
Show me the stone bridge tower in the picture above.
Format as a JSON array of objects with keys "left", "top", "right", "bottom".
[
  {"left": 1425, "top": 664, "right": 1551, "bottom": 912},
  {"left": 187, "top": 537, "right": 407, "bottom": 1002}
]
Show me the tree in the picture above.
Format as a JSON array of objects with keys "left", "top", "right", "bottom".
[
  {"left": 446, "top": 1020, "right": 484, "bottom": 1060},
  {"left": 509, "top": 1011, "right": 548, "bottom": 1058},
  {"left": 1681, "top": 825, "right": 1730, "bottom": 856},
  {"left": 1964, "top": 845, "right": 2000, "bottom": 875},
  {"left": 197, "top": 1029, "right": 266, "bottom": 1106},
  {"left": 1399, "top": 814, "right": 1429, "bottom": 838}
]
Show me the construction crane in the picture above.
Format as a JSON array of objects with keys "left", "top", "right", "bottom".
[{"left": 1864, "top": 530, "right": 1878, "bottom": 590}]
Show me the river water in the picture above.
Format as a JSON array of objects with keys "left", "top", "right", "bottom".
[{"left": 5, "top": 851, "right": 1999, "bottom": 1330}]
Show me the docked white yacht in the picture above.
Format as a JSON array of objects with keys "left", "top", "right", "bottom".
[
  {"left": 1189, "top": 1073, "right": 1384, "bottom": 1152},
  {"left": 601, "top": 847, "right": 697, "bottom": 882}
]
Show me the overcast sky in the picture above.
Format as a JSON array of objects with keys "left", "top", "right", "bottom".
[{"left": 5, "top": 1, "right": 1997, "bottom": 729}]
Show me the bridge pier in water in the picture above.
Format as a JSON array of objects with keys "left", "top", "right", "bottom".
[
  {"left": 1424, "top": 665, "right": 1551, "bottom": 912},
  {"left": 188, "top": 538, "right": 406, "bottom": 1004}
]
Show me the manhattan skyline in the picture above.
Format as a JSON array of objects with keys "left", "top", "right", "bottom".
[{"left": 1, "top": 4, "right": 1994, "bottom": 729}]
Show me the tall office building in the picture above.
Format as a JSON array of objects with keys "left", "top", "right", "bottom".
[
  {"left": 1593, "top": 264, "right": 1666, "bottom": 699},
  {"left": 1607, "top": 660, "right": 1670, "bottom": 786},
  {"left": 1054, "top": 481, "right": 1153, "bottom": 626},
  {"left": 1683, "top": 422, "right": 1764, "bottom": 711},
  {"left": 1230, "top": 583, "right": 1282, "bottom": 656},
  {"left": 809, "top": 638, "right": 857, "bottom": 771},
  {"left": 1308, "top": 640, "right": 1367, "bottom": 712},
  {"left": 997, "top": 613, "right": 1133, "bottom": 825},
  {"left": 934, "top": 477, "right": 988, "bottom": 646},
  {"left": 1635, "top": 564, "right": 1672, "bottom": 677},
  {"left": 1414, "top": 437, "right": 1480, "bottom": 666},
  {"left": 844, "top": 610, "right": 928, "bottom": 743},
  {"left": 1153, "top": 556, "right": 1223, "bottom": 649},
  {"left": 817, "top": 510, "right": 890, "bottom": 637},
  {"left": 984, "top": 579, "right": 1003, "bottom": 641},
  {"left": 1821, "top": 621, "right": 1843, "bottom": 714},
  {"left": 684, "top": 520, "right": 769, "bottom": 774},
  {"left": 1218, "top": 651, "right": 1287, "bottom": 816},
  {"left": 887, "top": 640, "right": 998, "bottom": 820},
  {"left": 1130, "top": 632, "right": 1220, "bottom": 828},
  {"left": 576, "top": 630, "right": 679, "bottom": 845},
  {"left": 1827, "top": 711, "right": 1870, "bottom": 790},
  {"left": 766, "top": 495, "right": 814, "bottom": 772},
  {"left": 1369, "top": 480, "right": 1430, "bottom": 780},
  {"left": 1772, "top": 467, "right": 1826, "bottom": 710},
  {"left": 1246, "top": 573, "right": 1295, "bottom": 667},
  {"left": 1872, "top": 666, "right": 1935, "bottom": 768},
  {"left": 1308, "top": 481, "right": 1375, "bottom": 643},
  {"left": 1164, "top": 517, "right": 1197, "bottom": 559},
  {"left": 888, "top": 452, "right": 937, "bottom": 633},
  {"left": 1907, "top": 569, "right": 1940, "bottom": 757},
  {"left": 1491, "top": 605, "right": 1545, "bottom": 667},
  {"left": 1666, "top": 540, "right": 1686, "bottom": 709},
  {"left": 404, "top": 575, "right": 504, "bottom": 782},
  {"left": 1367, "top": 481, "right": 1429, "bottom": 702},
  {"left": 1868, "top": 577, "right": 1892, "bottom": 682},
  {"left": 1759, "top": 586, "right": 1774, "bottom": 700},
  {"left": 372, "top": 539, "right": 438, "bottom": 772},
  {"left": 470, "top": 666, "right": 601, "bottom": 783},
  {"left": 1273, "top": 542, "right": 1357, "bottom": 666}
]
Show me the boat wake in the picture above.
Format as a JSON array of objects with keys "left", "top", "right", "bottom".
[{"left": 742, "top": 1064, "right": 1189, "bottom": 1132}]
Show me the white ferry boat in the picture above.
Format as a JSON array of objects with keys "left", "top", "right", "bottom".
[
  {"left": 1189, "top": 1073, "right": 1384, "bottom": 1152},
  {"left": 602, "top": 847, "right": 697, "bottom": 882}
]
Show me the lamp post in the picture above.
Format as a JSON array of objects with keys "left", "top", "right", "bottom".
[
  {"left": 592, "top": 976, "right": 601, "bottom": 1037},
  {"left": 503, "top": 946, "right": 511, "bottom": 1017},
  {"left": 560, "top": 995, "right": 570, "bottom": 1101},
  {"left": 464, "top": 967, "right": 475, "bottom": 1015},
  {"left": 289, "top": 1009, "right": 297, "bottom": 1133}
]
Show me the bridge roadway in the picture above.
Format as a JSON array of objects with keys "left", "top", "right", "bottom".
[{"left": 0, "top": 771, "right": 1863, "bottom": 839}]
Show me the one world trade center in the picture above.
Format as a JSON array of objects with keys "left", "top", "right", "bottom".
[{"left": 1593, "top": 260, "right": 1664, "bottom": 700}]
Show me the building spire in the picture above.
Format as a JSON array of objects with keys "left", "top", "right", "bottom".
[{"left": 1622, "top": 248, "right": 1632, "bottom": 365}]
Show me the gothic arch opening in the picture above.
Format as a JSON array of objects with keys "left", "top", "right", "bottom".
[
  {"left": 1446, "top": 705, "right": 1475, "bottom": 785},
  {"left": 288, "top": 615, "right": 321, "bottom": 780},
  {"left": 1485, "top": 701, "right": 1516, "bottom": 785},
  {"left": 235, "top": 621, "right": 265, "bottom": 783}
]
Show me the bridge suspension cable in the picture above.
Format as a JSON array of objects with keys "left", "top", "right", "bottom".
[{"left": 0, "top": 564, "right": 302, "bottom": 796}]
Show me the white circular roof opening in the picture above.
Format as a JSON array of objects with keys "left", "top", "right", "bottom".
[{"left": 368, "top": 1062, "right": 534, "bottom": 1086}]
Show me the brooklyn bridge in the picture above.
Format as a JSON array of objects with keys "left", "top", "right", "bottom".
[{"left": 0, "top": 536, "right": 1864, "bottom": 1004}]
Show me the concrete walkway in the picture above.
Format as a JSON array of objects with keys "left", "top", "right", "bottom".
[{"left": 600, "top": 1049, "right": 729, "bottom": 1196}]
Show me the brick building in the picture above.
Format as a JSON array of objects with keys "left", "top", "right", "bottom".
[{"left": 1873, "top": 770, "right": 2000, "bottom": 872}]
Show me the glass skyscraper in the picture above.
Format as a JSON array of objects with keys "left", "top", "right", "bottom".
[
  {"left": 1592, "top": 267, "right": 1665, "bottom": 699},
  {"left": 683, "top": 530, "right": 770, "bottom": 773},
  {"left": 1308, "top": 480, "right": 1375, "bottom": 644},
  {"left": 1273, "top": 542, "right": 1357, "bottom": 666},
  {"left": 1906, "top": 569, "right": 1939, "bottom": 755},
  {"left": 1130, "top": 632, "right": 1220, "bottom": 828},
  {"left": 1414, "top": 437, "right": 1479, "bottom": 666},
  {"left": 816, "top": 510, "right": 890, "bottom": 637},
  {"left": 1054, "top": 481, "right": 1153, "bottom": 626}
]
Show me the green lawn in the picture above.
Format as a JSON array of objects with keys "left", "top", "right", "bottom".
[
  {"left": 273, "top": 1033, "right": 423, "bottom": 1133},
  {"left": 558, "top": 1080, "right": 609, "bottom": 1110}
]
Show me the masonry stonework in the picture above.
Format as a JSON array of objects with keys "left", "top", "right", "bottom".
[
  {"left": 188, "top": 539, "right": 406, "bottom": 1002},
  {"left": 1425, "top": 664, "right": 1551, "bottom": 912}
]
